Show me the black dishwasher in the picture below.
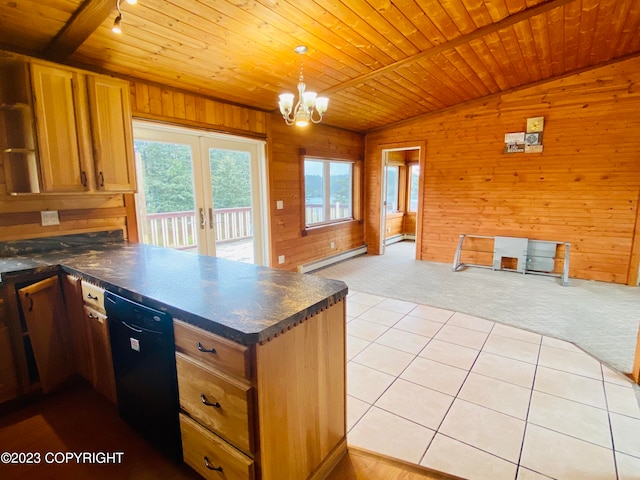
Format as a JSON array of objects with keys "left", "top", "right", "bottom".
[{"left": 105, "top": 291, "right": 182, "bottom": 461}]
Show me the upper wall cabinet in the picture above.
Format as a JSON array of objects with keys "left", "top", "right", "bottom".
[
  {"left": 30, "top": 62, "right": 92, "bottom": 193},
  {"left": 0, "top": 53, "right": 136, "bottom": 195},
  {"left": 86, "top": 75, "right": 136, "bottom": 192}
]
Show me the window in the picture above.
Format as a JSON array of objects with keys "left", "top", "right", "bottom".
[
  {"left": 408, "top": 164, "right": 420, "bottom": 212},
  {"left": 385, "top": 165, "right": 399, "bottom": 212},
  {"left": 304, "top": 158, "right": 353, "bottom": 226}
]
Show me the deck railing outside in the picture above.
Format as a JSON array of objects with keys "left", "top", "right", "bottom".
[
  {"left": 143, "top": 207, "right": 252, "bottom": 250},
  {"left": 305, "top": 202, "right": 351, "bottom": 224}
]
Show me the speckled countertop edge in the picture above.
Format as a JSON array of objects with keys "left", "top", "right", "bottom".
[{"left": 0, "top": 241, "right": 348, "bottom": 345}]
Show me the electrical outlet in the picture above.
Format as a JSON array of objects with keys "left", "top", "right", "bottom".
[
  {"left": 278, "top": 255, "right": 285, "bottom": 264},
  {"left": 330, "top": 241, "right": 335, "bottom": 249},
  {"left": 387, "top": 227, "right": 391, "bottom": 233},
  {"left": 276, "top": 200, "right": 284, "bottom": 210},
  {"left": 41, "top": 210, "right": 60, "bottom": 226}
]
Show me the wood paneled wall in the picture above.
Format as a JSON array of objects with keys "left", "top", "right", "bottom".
[
  {"left": 269, "top": 118, "right": 365, "bottom": 270},
  {"left": 129, "top": 81, "right": 268, "bottom": 137},
  {"left": 0, "top": 193, "right": 128, "bottom": 242},
  {"left": 366, "top": 57, "right": 640, "bottom": 284},
  {"left": 128, "top": 80, "right": 365, "bottom": 270}
]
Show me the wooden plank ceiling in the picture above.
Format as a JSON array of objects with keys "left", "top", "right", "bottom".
[{"left": 0, "top": 0, "right": 639, "bottom": 133}]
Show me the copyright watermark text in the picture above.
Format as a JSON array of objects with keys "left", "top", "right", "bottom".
[{"left": 1, "top": 451, "right": 124, "bottom": 465}]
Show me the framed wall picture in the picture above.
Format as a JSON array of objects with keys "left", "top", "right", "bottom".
[
  {"left": 526, "top": 116, "right": 544, "bottom": 133},
  {"left": 525, "top": 132, "right": 542, "bottom": 145}
]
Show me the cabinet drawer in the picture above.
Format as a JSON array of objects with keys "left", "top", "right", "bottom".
[
  {"left": 180, "top": 413, "right": 254, "bottom": 480},
  {"left": 81, "top": 281, "right": 105, "bottom": 313},
  {"left": 176, "top": 353, "right": 254, "bottom": 455},
  {"left": 174, "top": 319, "right": 251, "bottom": 380}
]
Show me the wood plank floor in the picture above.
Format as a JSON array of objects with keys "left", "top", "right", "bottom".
[
  {"left": 0, "top": 382, "right": 199, "bottom": 480},
  {"left": 0, "top": 382, "right": 457, "bottom": 480},
  {"left": 326, "top": 448, "right": 460, "bottom": 480}
]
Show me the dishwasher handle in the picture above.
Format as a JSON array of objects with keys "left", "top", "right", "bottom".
[
  {"left": 121, "top": 320, "right": 164, "bottom": 336},
  {"left": 122, "top": 321, "right": 144, "bottom": 333}
]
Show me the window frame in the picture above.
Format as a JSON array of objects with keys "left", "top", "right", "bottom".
[{"left": 300, "top": 150, "right": 361, "bottom": 234}]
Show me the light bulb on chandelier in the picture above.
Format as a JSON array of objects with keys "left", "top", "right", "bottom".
[{"left": 278, "top": 46, "right": 329, "bottom": 127}]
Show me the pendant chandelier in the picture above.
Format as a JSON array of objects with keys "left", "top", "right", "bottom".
[{"left": 278, "top": 46, "right": 329, "bottom": 127}]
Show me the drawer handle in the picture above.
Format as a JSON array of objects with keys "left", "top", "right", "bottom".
[
  {"left": 197, "top": 342, "right": 217, "bottom": 354},
  {"left": 200, "top": 394, "right": 220, "bottom": 408},
  {"left": 203, "top": 456, "right": 223, "bottom": 472},
  {"left": 86, "top": 293, "right": 99, "bottom": 300}
]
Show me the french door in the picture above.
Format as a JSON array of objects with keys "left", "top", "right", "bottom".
[{"left": 133, "top": 122, "right": 268, "bottom": 265}]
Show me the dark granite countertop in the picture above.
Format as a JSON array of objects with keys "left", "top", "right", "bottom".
[{"left": 0, "top": 239, "right": 347, "bottom": 345}]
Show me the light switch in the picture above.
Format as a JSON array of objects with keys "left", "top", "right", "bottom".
[
  {"left": 276, "top": 200, "right": 284, "bottom": 210},
  {"left": 41, "top": 210, "right": 60, "bottom": 226}
]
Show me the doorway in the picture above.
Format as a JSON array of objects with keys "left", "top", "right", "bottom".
[
  {"left": 132, "top": 122, "right": 269, "bottom": 266},
  {"left": 380, "top": 146, "right": 422, "bottom": 256}
]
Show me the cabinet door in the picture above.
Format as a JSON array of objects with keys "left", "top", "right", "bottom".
[
  {"left": 30, "top": 62, "right": 92, "bottom": 192},
  {"left": 60, "top": 274, "right": 93, "bottom": 382},
  {"left": 0, "top": 299, "right": 19, "bottom": 403},
  {"left": 86, "top": 75, "right": 136, "bottom": 192},
  {"left": 85, "top": 305, "right": 117, "bottom": 404},
  {"left": 18, "top": 277, "right": 73, "bottom": 393}
]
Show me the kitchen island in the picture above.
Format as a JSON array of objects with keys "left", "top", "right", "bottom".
[{"left": 0, "top": 233, "right": 348, "bottom": 480}]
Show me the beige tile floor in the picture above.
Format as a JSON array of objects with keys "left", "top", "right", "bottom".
[{"left": 345, "top": 290, "right": 640, "bottom": 480}]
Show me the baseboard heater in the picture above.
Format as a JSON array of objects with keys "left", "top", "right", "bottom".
[
  {"left": 385, "top": 234, "right": 415, "bottom": 245},
  {"left": 297, "top": 245, "right": 368, "bottom": 274}
]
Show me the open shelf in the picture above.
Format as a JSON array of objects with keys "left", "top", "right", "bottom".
[{"left": 453, "top": 234, "right": 571, "bottom": 286}]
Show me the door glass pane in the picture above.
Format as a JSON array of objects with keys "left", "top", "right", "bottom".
[
  {"left": 305, "top": 160, "right": 325, "bottom": 224},
  {"left": 134, "top": 140, "right": 199, "bottom": 252},
  {"left": 385, "top": 165, "right": 399, "bottom": 212},
  {"left": 209, "top": 148, "right": 254, "bottom": 263},
  {"left": 409, "top": 164, "right": 420, "bottom": 212}
]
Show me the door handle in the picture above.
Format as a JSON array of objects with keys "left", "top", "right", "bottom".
[
  {"left": 208, "top": 208, "right": 214, "bottom": 229},
  {"left": 199, "top": 208, "right": 206, "bottom": 229}
]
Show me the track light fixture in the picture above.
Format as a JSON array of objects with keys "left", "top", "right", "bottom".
[
  {"left": 112, "top": 0, "right": 123, "bottom": 33},
  {"left": 112, "top": 0, "right": 138, "bottom": 34}
]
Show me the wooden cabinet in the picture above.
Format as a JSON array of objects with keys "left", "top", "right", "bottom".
[
  {"left": 17, "top": 277, "right": 73, "bottom": 393},
  {"left": 0, "top": 297, "right": 19, "bottom": 403},
  {"left": 85, "top": 305, "right": 117, "bottom": 404},
  {"left": 60, "top": 274, "right": 93, "bottom": 381},
  {"left": 175, "top": 299, "right": 347, "bottom": 480},
  {"left": 30, "top": 62, "right": 92, "bottom": 193},
  {"left": 86, "top": 75, "right": 136, "bottom": 192},
  {"left": 174, "top": 319, "right": 255, "bottom": 477},
  {"left": 0, "top": 55, "right": 39, "bottom": 194},
  {"left": 60, "top": 274, "right": 116, "bottom": 403},
  {"left": 0, "top": 51, "right": 136, "bottom": 195},
  {"left": 180, "top": 414, "right": 255, "bottom": 480},
  {"left": 2, "top": 272, "right": 116, "bottom": 403},
  {"left": 77, "top": 279, "right": 116, "bottom": 404}
]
